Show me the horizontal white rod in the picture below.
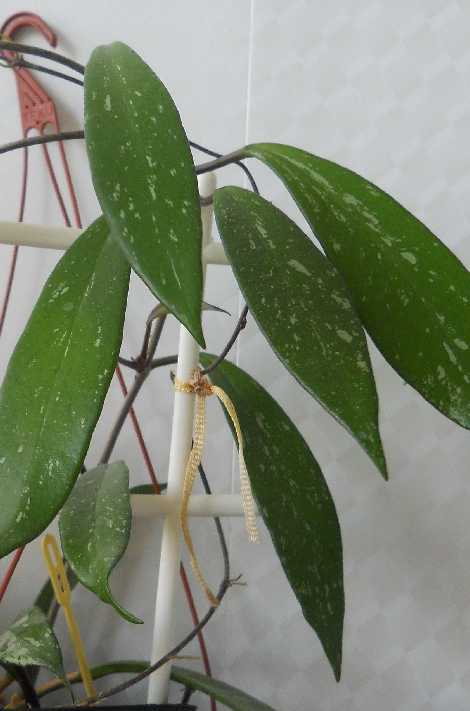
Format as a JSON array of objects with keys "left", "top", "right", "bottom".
[
  {"left": 0, "top": 221, "right": 81, "bottom": 250},
  {"left": 132, "top": 493, "right": 259, "bottom": 519},
  {"left": 0, "top": 221, "right": 228, "bottom": 265}
]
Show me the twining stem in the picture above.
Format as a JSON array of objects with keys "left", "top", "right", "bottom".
[
  {"left": 6, "top": 661, "right": 149, "bottom": 709},
  {"left": 0, "top": 41, "right": 254, "bottom": 702},
  {"left": 190, "top": 141, "right": 259, "bottom": 193},
  {"left": 195, "top": 149, "right": 246, "bottom": 175},
  {"left": 87, "top": 454, "right": 232, "bottom": 704},
  {"left": 201, "top": 306, "right": 249, "bottom": 376},
  {"left": 91, "top": 562, "right": 231, "bottom": 703},
  {"left": 100, "top": 316, "right": 167, "bottom": 464},
  {"left": 0, "top": 40, "right": 85, "bottom": 74},
  {"left": 8, "top": 661, "right": 219, "bottom": 708}
]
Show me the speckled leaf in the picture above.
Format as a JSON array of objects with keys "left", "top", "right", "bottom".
[
  {"left": 172, "top": 666, "right": 279, "bottom": 711},
  {"left": 85, "top": 42, "right": 204, "bottom": 346},
  {"left": 0, "top": 217, "right": 130, "bottom": 559},
  {"left": 59, "top": 462, "right": 141, "bottom": 624},
  {"left": 213, "top": 187, "right": 386, "bottom": 478},
  {"left": 0, "top": 607, "right": 65, "bottom": 680},
  {"left": 199, "top": 354, "right": 344, "bottom": 680},
  {"left": 243, "top": 143, "right": 470, "bottom": 429}
]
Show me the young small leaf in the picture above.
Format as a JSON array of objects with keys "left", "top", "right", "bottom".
[
  {"left": 199, "top": 355, "right": 344, "bottom": 681},
  {"left": 85, "top": 42, "right": 204, "bottom": 345},
  {"left": 0, "top": 218, "right": 130, "bottom": 559},
  {"left": 172, "top": 666, "right": 279, "bottom": 711},
  {"left": 243, "top": 143, "right": 470, "bottom": 429},
  {"left": 0, "top": 607, "right": 65, "bottom": 680},
  {"left": 59, "top": 462, "right": 142, "bottom": 624},
  {"left": 213, "top": 187, "right": 386, "bottom": 478}
]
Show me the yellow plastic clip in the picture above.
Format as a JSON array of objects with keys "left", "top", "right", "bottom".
[{"left": 41, "top": 534, "right": 96, "bottom": 700}]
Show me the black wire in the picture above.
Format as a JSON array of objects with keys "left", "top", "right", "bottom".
[
  {"left": 0, "top": 40, "right": 84, "bottom": 74},
  {"left": 0, "top": 56, "right": 84, "bottom": 86}
]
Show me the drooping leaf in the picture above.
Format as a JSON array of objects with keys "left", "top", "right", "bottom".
[
  {"left": 0, "top": 218, "right": 130, "bottom": 559},
  {"left": 242, "top": 143, "right": 470, "bottom": 429},
  {"left": 59, "top": 462, "right": 142, "bottom": 624},
  {"left": 85, "top": 41, "right": 204, "bottom": 346},
  {"left": 213, "top": 187, "right": 386, "bottom": 478},
  {"left": 172, "top": 666, "right": 279, "bottom": 711},
  {"left": 199, "top": 355, "right": 344, "bottom": 680},
  {"left": 0, "top": 607, "right": 65, "bottom": 680}
]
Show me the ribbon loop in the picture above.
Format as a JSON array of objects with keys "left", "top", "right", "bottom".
[{"left": 174, "top": 368, "right": 259, "bottom": 606}]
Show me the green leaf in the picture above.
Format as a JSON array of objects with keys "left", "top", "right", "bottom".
[
  {"left": 213, "top": 187, "right": 386, "bottom": 478},
  {"left": 85, "top": 41, "right": 204, "bottom": 346},
  {"left": 242, "top": 143, "right": 470, "bottom": 430},
  {"left": 172, "top": 666, "right": 279, "bottom": 711},
  {"left": 0, "top": 607, "right": 65, "bottom": 680},
  {"left": 199, "top": 355, "right": 344, "bottom": 680},
  {"left": 59, "top": 462, "right": 142, "bottom": 624},
  {"left": 35, "top": 660, "right": 279, "bottom": 711},
  {"left": 0, "top": 218, "right": 130, "bottom": 559}
]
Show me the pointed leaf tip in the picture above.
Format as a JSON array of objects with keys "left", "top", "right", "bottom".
[
  {"left": 172, "top": 665, "right": 281, "bottom": 710},
  {"left": 85, "top": 41, "right": 204, "bottom": 345},
  {"left": 200, "top": 354, "right": 344, "bottom": 680},
  {"left": 243, "top": 142, "right": 470, "bottom": 433},
  {"left": 59, "top": 462, "right": 141, "bottom": 624},
  {"left": 213, "top": 186, "right": 386, "bottom": 479}
]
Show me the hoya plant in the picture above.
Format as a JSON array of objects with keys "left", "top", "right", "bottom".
[{"left": 0, "top": 39, "right": 469, "bottom": 709}]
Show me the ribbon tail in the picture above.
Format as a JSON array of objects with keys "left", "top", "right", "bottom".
[
  {"left": 212, "top": 386, "right": 260, "bottom": 544},
  {"left": 180, "top": 393, "right": 219, "bottom": 607},
  {"left": 239, "top": 448, "right": 260, "bottom": 543}
]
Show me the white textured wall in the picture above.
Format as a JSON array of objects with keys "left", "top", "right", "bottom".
[{"left": 1, "top": 2, "right": 470, "bottom": 710}]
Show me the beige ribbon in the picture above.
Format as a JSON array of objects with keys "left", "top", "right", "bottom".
[{"left": 175, "top": 368, "right": 259, "bottom": 606}]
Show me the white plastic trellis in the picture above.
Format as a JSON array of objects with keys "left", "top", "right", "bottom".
[{"left": 0, "top": 173, "right": 259, "bottom": 704}]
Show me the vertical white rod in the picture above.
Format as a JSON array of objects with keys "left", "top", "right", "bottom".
[{"left": 147, "top": 172, "right": 216, "bottom": 704}]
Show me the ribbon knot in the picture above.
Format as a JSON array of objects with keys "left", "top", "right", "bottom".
[
  {"left": 186, "top": 369, "right": 214, "bottom": 397},
  {"left": 174, "top": 368, "right": 259, "bottom": 607}
]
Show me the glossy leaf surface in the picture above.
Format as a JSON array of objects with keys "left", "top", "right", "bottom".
[
  {"left": 0, "top": 607, "right": 65, "bottom": 679},
  {"left": 213, "top": 187, "right": 386, "bottom": 477},
  {"left": 59, "top": 462, "right": 141, "bottom": 624},
  {"left": 243, "top": 143, "right": 470, "bottom": 429},
  {"left": 0, "top": 218, "right": 129, "bottom": 559},
  {"left": 172, "top": 666, "right": 279, "bottom": 711},
  {"left": 200, "top": 355, "right": 344, "bottom": 680},
  {"left": 85, "top": 42, "right": 204, "bottom": 345}
]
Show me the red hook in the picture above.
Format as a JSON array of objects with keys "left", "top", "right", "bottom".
[
  {"left": 1, "top": 13, "right": 59, "bottom": 136},
  {"left": 0, "top": 12, "right": 81, "bottom": 227}
]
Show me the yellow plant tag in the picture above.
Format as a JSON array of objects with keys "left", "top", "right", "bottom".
[{"left": 41, "top": 533, "right": 96, "bottom": 700}]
